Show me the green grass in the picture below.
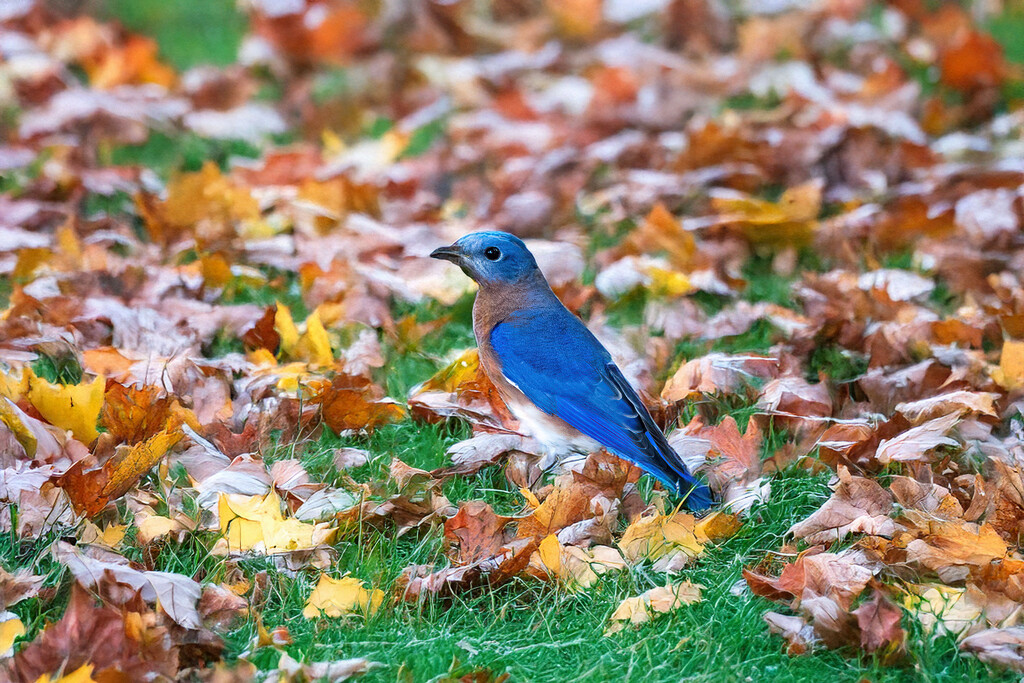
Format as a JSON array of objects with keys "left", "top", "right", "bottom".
[
  {"left": 101, "top": 0, "right": 247, "bottom": 70},
  {"left": 0, "top": 275, "right": 11, "bottom": 310},
  {"left": 107, "top": 131, "right": 263, "bottom": 178}
]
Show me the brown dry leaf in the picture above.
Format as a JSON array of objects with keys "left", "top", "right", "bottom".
[
  {"left": 605, "top": 581, "right": 703, "bottom": 635},
  {"left": 408, "top": 349, "right": 513, "bottom": 428},
  {"left": 854, "top": 590, "right": 906, "bottom": 659},
  {"left": 895, "top": 391, "right": 998, "bottom": 423},
  {"left": 1, "top": 585, "right": 178, "bottom": 683},
  {"left": 961, "top": 628, "right": 1024, "bottom": 673},
  {"left": 516, "top": 477, "right": 615, "bottom": 543},
  {"left": 445, "top": 501, "right": 512, "bottom": 565},
  {"left": 789, "top": 466, "right": 895, "bottom": 544},
  {"left": 906, "top": 521, "right": 1008, "bottom": 582},
  {"left": 268, "top": 652, "right": 378, "bottom": 682},
  {"left": 620, "top": 203, "right": 697, "bottom": 271},
  {"left": 57, "top": 424, "right": 183, "bottom": 516},
  {"left": 0, "top": 567, "right": 44, "bottom": 610},
  {"left": 764, "top": 611, "right": 818, "bottom": 656},
  {"left": 662, "top": 353, "right": 779, "bottom": 401},
  {"left": 874, "top": 412, "right": 960, "bottom": 465},
  {"left": 310, "top": 374, "right": 405, "bottom": 434}
]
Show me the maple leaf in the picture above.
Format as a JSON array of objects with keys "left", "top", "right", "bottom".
[
  {"left": 445, "top": 500, "right": 512, "bottom": 565},
  {"left": 57, "top": 424, "right": 183, "bottom": 516},
  {"left": 302, "top": 575, "right": 385, "bottom": 619},
  {"left": 26, "top": 372, "right": 104, "bottom": 445},
  {"left": 789, "top": 466, "right": 895, "bottom": 544},
  {"left": 309, "top": 373, "right": 405, "bottom": 434},
  {"left": 99, "top": 381, "right": 173, "bottom": 444},
  {"left": 618, "top": 508, "right": 705, "bottom": 571}
]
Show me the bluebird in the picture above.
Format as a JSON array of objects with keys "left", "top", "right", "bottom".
[{"left": 431, "top": 231, "right": 712, "bottom": 509}]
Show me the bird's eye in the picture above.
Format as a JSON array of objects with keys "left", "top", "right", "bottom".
[{"left": 484, "top": 246, "right": 501, "bottom": 261}]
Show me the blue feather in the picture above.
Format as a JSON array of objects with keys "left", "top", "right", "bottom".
[{"left": 490, "top": 309, "right": 712, "bottom": 509}]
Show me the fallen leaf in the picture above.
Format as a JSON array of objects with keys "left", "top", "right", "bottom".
[
  {"left": 789, "top": 466, "right": 895, "bottom": 544},
  {"left": 854, "top": 590, "right": 906, "bottom": 658},
  {"left": 605, "top": 581, "right": 703, "bottom": 635},
  {"left": 219, "top": 490, "right": 337, "bottom": 554},
  {"left": 310, "top": 374, "right": 405, "bottom": 434},
  {"left": 26, "top": 372, "right": 104, "bottom": 444},
  {"left": 302, "top": 575, "right": 384, "bottom": 619}
]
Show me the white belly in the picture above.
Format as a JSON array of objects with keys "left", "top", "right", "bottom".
[{"left": 502, "top": 389, "right": 602, "bottom": 456}]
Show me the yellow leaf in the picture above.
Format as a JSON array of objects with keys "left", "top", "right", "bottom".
[
  {"left": 538, "top": 534, "right": 562, "bottom": 576},
  {"left": 605, "top": 581, "right": 703, "bottom": 635},
  {"left": 33, "top": 664, "right": 96, "bottom": 683},
  {"left": 0, "top": 397, "right": 37, "bottom": 456},
  {"left": 619, "top": 510, "right": 705, "bottom": 564},
  {"left": 102, "top": 426, "right": 182, "bottom": 497},
  {"left": 294, "top": 307, "right": 334, "bottom": 367},
  {"left": 80, "top": 522, "right": 127, "bottom": 547},
  {"left": 694, "top": 511, "right": 743, "bottom": 543},
  {"left": 519, "top": 488, "right": 541, "bottom": 509},
  {"left": 137, "top": 515, "right": 184, "bottom": 544},
  {"left": 904, "top": 584, "right": 983, "bottom": 636},
  {"left": 219, "top": 491, "right": 337, "bottom": 554},
  {"left": 562, "top": 545, "right": 626, "bottom": 589},
  {"left": 0, "top": 368, "right": 29, "bottom": 402},
  {"left": 711, "top": 181, "right": 822, "bottom": 247},
  {"left": 1, "top": 612, "right": 24, "bottom": 654},
  {"left": 644, "top": 266, "right": 693, "bottom": 297},
  {"left": 27, "top": 373, "right": 104, "bottom": 444},
  {"left": 302, "top": 575, "right": 384, "bottom": 619},
  {"left": 546, "top": 0, "right": 601, "bottom": 38},
  {"left": 274, "top": 302, "right": 300, "bottom": 357},
  {"left": 994, "top": 340, "right": 1024, "bottom": 390}
]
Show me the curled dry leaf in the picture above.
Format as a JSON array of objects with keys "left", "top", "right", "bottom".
[
  {"left": 309, "top": 374, "right": 405, "bottom": 434},
  {"left": 961, "top": 628, "right": 1024, "bottom": 673},
  {"left": 57, "top": 424, "right": 183, "bottom": 516},
  {"left": 764, "top": 611, "right": 818, "bottom": 656},
  {"left": 407, "top": 349, "right": 514, "bottom": 428},
  {"left": 662, "top": 353, "right": 779, "bottom": 401},
  {"left": 789, "top": 466, "right": 895, "bottom": 544},
  {"left": 605, "top": 581, "right": 703, "bottom": 635}
]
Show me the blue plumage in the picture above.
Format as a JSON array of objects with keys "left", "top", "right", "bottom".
[{"left": 431, "top": 231, "right": 712, "bottom": 509}]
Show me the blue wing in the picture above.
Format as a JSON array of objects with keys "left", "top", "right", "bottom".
[{"left": 489, "top": 308, "right": 712, "bottom": 509}]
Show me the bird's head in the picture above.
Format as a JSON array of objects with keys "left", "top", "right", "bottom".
[{"left": 430, "top": 231, "right": 541, "bottom": 286}]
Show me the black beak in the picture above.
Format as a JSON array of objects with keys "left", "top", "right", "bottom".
[{"left": 430, "top": 244, "right": 463, "bottom": 264}]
